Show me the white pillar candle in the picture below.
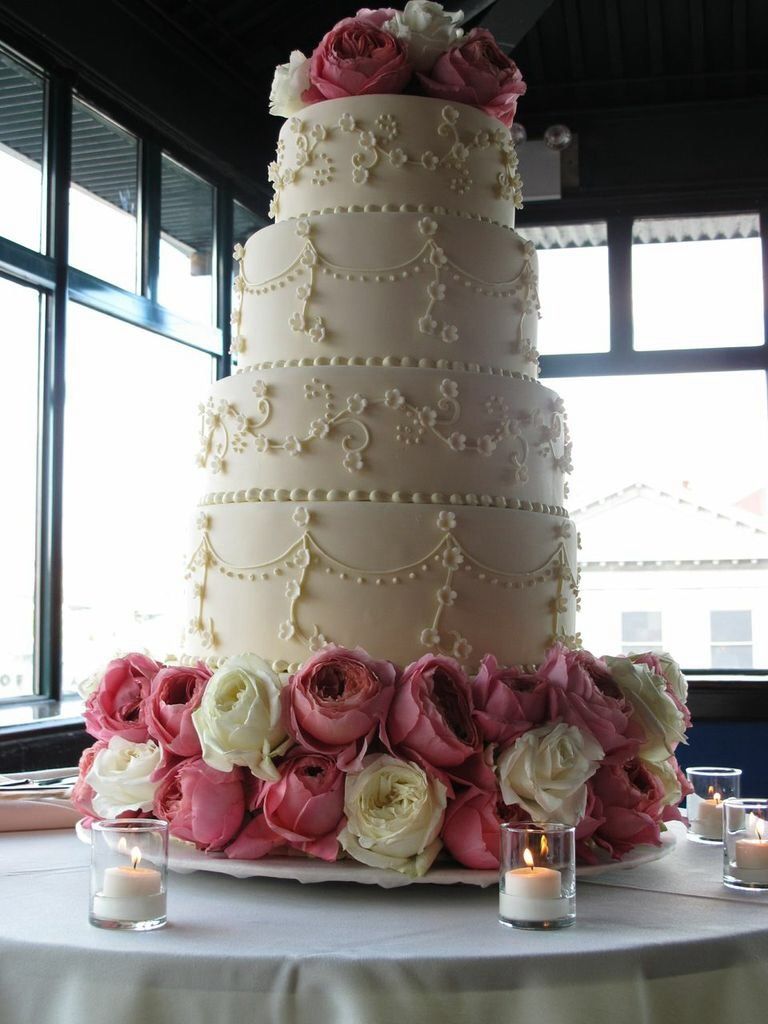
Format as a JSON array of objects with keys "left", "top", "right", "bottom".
[
  {"left": 734, "top": 816, "right": 768, "bottom": 874},
  {"left": 691, "top": 795, "right": 724, "bottom": 840},
  {"left": 92, "top": 848, "right": 164, "bottom": 923},
  {"left": 500, "top": 859, "right": 565, "bottom": 923}
]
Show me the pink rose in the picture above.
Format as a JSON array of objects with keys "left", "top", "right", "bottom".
[
  {"left": 302, "top": 16, "right": 412, "bottom": 104},
  {"left": 261, "top": 750, "right": 345, "bottom": 861},
  {"left": 586, "top": 762, "right": 666, "bottom": 860},
  {"left": 442, "top": 787, "right": 500, "bottom": 869},
  {"left": 145, "top": 663, "right": 211, "bottom": 758},
  {"left": 283, "top": 645, "right": 396, "bottom": 771},
  {"left": 83, "top": 653, "right": 161, "bottom": 743},
  {"left": 225, "top": 814, "right": 285, "bottom": 860},
  {"left": 385, "top": 654, "right": 481, "bottom": 775},
  {"left": 154, "top": 758, "right": 250, "bottom": 852},
  {"left": 472, "top": 654, "right": 548, "bottom": 745},
  {"left": 354, "top": 7, "right": 399, "bottom": 28},
  {"left": 71, "top": 741, "right": 104, "bottom": 820},
  {"left": 416, "top": 28, "right": 526, "bottom": 126}
]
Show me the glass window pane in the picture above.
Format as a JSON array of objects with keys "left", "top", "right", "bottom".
[
  {"left": 159, "top": 155, "right": 214, "bottom": 323},
  {"left": 632, "top": 213, "right": 764, "bottom": 350},
  {"left": 518, "top": 223, "right": 609, "bottom": 355},
  {"left": 711, "top": 645, "right": 753, "bottom": 670},
  {"left": 710, "top": 610, "right": 752, "bottom": 643},
  {"left": 69, "top": 98, "right": 138, "bottom": 291},
  {"left": 545, "top": 370, "right": 768, "bottom": 668},
  {"left": 233, "top": 200, "right": 262, "bottom": 249},
  {"left": 622, "top": 611, "right": 662, "bottom": 644},
  {"left": 0, "top": 278, "right": 40, "bottom": 698},
  {"left": 62, "top": 304, "right": 215, "bottom": 693},
  {"left": 0, "top": 51, "right": 44, "bottom": 251}
]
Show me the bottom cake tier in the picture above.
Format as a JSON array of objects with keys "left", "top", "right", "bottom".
[{"left": 183, "top": 498, "right": 579, "bottom": 671}]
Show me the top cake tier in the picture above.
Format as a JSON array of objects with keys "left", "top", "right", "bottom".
[{"left": 269, "top": 95, "right": 522, "bottom": 227}]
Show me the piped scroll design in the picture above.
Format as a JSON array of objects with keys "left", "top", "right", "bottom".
[
  {"left": 268, "top": 105, "right": 523, "bottom": 220},
  {"left": 230, "top": 215, "right": 539, "bottom": 364},
  {"left": 194, "top": 374, "right": 571, "bottom": 481},
  {"left": 185, "top": 508, "right": 580, "bottom": 667}
]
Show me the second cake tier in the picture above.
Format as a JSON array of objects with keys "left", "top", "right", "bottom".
[{"left": 196, "top": 366, "right": 572, "bottom": 512}]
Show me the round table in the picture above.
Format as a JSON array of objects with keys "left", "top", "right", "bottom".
[{"left": 2, "top": 822, "right": 768, "bottom": 1024}]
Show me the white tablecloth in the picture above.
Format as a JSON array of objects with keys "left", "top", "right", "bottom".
[{"left": 2, "top": 822, "right": 768, "bottom": 1024}]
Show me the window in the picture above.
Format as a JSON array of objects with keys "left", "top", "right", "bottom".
[
  {"left": 621, "top": 612, "right": 662, "bottom": 656},
  {"left": 711, "top": 611, "right": 753, "bottom": 670},
  {"left": 0, "top": 50, "right": 44, "bottom": 251},
  {"left": 0, "top": 278, "right": 41, "bottom": 699},
  {"left": 526, "top": 207, "right": 768, "bottom": 674},
  {"left": 0, "top": 41, "right": 238, "bottom": 707}
]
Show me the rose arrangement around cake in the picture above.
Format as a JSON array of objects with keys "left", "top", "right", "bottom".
[{"left": 73, "top": 644, "right": 691, "bottom": 878}]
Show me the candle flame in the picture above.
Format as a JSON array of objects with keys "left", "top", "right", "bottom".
[
  {"left": 713, "top": 792, "right": 722, "bottom": 806},
  {"left": 707, "top": 785, "right": 714, "bottom": 798},
  {"left": 118, "top": 837, "right": 129, "bottom": 855},
  {"left": 130, "top": 847, "right": 142, "bottom": 870},
  {"left": 523, "top": 847, "right": 534, "bottom": 870},
  {"left": 540, "top": 835, "right": 549, "bottom": 857}
]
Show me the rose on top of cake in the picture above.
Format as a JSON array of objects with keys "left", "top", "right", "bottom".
[
  {"left": 74, "top": 643, "right": 691, "bottom": 878},
  {"left": 269, "top": 2, "right": 526, "bottom": 127}
]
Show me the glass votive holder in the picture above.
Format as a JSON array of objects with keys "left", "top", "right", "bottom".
[
  {"left": 685, "top": 767, "right": 741, "bottom": 844},
  {"left": 89, "top": 819, "right": 168, "bottom": 931},
  {"left": 499, "top": 822, "right": 575, "bottom": 930},
  {"left": 723, "top": 799, "right": 768, "bottom": 892}
]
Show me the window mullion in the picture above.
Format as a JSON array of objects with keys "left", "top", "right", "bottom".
[
  {"left": 607, "top": 216, "right": 633, "bottom": 360},
  {"left": 35, "top": 73, "right": 71, "bottom": 702},
  {"left": 214, "top": 186, "right": 233, "bottom": 380},
  {"left": 139, "top": 139, "right": 161, "bottom": 303}
]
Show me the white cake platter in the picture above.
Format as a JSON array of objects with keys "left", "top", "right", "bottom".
[{"left": 76, "top": 820, "right": 675, "bottom": 888}]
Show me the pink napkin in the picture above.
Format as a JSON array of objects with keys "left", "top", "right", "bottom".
[{"left": 0, "top": 796, "right": 81, "bottom": 833}]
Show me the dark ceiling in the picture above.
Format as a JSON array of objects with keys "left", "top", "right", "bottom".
[{"left": 0, "top": 0, "right": 767, "bottom": 226}]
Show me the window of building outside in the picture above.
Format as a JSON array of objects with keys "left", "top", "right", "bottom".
[
  {"left": 710, "top": 610, "right": 754, "bottom": 670},
  {"left": 528, "top": 212, "right": 767, "bottom": 673},
  {"left": 621, "top": 612, "right": 663, "bottom": 656},
  {"left": 0, "top": 51, "right": 44, "bottom": 251}
]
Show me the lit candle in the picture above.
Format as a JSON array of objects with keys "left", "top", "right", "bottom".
[
  {"left": 500, "top": 847, "right": 565, "bottom": 924},
  {"left": 733, "top": 815, "right": 768, "bottom": 882},
  {"left": 92, "top": 846, "right": 165, "bottom": 923},
  {"left": 691, "top": 787, "right": 724, "bottom": 841}
]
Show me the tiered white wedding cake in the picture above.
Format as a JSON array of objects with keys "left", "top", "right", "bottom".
[{"left": 184, "top": 90, "right": 578, "bottom": 672}]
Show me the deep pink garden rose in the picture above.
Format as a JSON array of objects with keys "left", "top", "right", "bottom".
[
  {"left": 83, "top": 653, "right": 161, "bottom": 743},
  {"left": 283, "top": 645, "right": 396, "bottom": 771},
  {"left": 584, "top": 761, "right": 666, "bottom": 860},
  {"left": 417, "top": 28, "right": 526, "bottom": 126},
  {"left": 472, "top": 654, "right": 547, "bottom": 745},
  {"left": 225, "top": 813, "right": 286, "bottom": 860},
  {"left": 385, "top": 654, "right": 481, "bottom": 774},
  {"left": 71, "top": 741, "right": 104, "bottom": 820},
  {"left": 261, "top": 750, "right": 345, "bottom": 861},
  {"left": 153, "top": 758, "right": 250, "bottom": 853},
  {"left": 145, "top": 663, "right": 211, "bottom": 758},
  {"left": 354, "top": 7, "right": 399, "bottom": 28},
  {"left": 301, "top": 16, "right": 412, "bottom": 104},
  {"left": 442, "top": 787, "right": 500, "bottom": 869}
]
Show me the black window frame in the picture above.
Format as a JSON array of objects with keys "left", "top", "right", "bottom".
[{"left": 0, "top": 39, "right": 262, "bottom": 717}]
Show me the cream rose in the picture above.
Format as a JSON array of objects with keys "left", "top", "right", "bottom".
[
  {"left": 269, "top": 50, "right": 311, "bottom": 117},
  {"left": 85, "top": 736, "right": 161, "bottom": 818},
  {"left": 656, "top": 651, "right": 688, "bottom": 706},
  {"left": 604, "top": 656, "right": 687, "bottom": 763},
  {"left": 497, "top": 722, "right": 604, "bottom": 826},
  {"left": 338, "top": 754, "right": 447, "bottom": 877},
  {"left": 384, "top": 1, "right": 464, "bottom": 72},
  {"left": 642, "top": 757, "right": 683, "bottom": 808},
  {"left": 191, "top": 654, "right": 289, "bottom": 781}
]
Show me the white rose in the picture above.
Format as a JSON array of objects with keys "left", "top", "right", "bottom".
[
  {"left": 604, "top": 656, "right": 687, "bottom": 763},
  {"left": 497, "top": 722, "right": 604, "bottom": 826},
  {"left": 191, "top": 654, "right": 289, "bottom": 781},
  {"left": 656, "top": 652, "right": 688, "bottom": 706},
  {"left": 269, "top": 50, "right": 310, "bottom": 118},
  {"left": 339, "top": 755, "right": 447, "bottom": 877},
  {"left": 85, "top": 736, "right": 161, "bottom": 818},
  {"left": 642, "top": 758, "right": 683, "bottom": 808},
  {"left": 383, "top": 1, "right": 464, "bottom": 72}
]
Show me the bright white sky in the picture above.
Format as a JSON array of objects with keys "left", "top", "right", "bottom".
[{"left": 0, "top": 148, "right": 766, "bottom": 693}]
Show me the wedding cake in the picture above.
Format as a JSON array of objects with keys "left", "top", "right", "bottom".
[
  {"left": 184, "top": 47, "right": 577, "bottom": 675},
  {"left": 74, "top": 5, "right": 691, "bottom": 878}
]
